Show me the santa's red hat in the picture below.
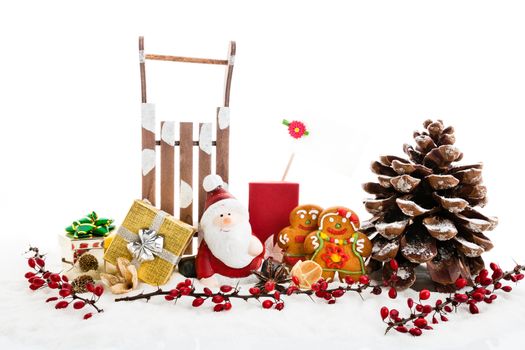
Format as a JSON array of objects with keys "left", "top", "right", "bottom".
[{"left": 203, "top": 174, "right": 235, "bottom": 210}]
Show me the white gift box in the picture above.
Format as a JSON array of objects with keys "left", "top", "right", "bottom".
[{"left": 58, "top": 234, "right": 105, "bottom": 279}]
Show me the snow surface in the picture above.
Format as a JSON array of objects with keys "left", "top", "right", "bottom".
[{"left": 2, "top": 239, "right": 525, "bottom": 350}]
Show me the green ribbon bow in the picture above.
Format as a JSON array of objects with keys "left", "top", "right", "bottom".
[{"left": 65, "top": 211, "right": 115, "bottom": 239}]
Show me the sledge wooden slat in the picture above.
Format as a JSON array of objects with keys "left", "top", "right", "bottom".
[
  {"left": 198, "top": 123, "right": 212, "bottom": 220},
  {"left": 139, "top": 36, "right": 147, "bottom": 103},
  {"left": 179, "top": 122, "right": 194, "bottom": 226},
  {"left": 223, "top": 41, "right": 236, "bottom": 107},
  {"left": 216, "top": 107, "right": 230, "bottom": 185},
  {"left": 160, "top": 121, "right": 175, "bottom": 215},
  {"left": 141, "top": 103, "right": 156, "bottom": 205},
  {"left": 145, "top": 54, "right": 228, "bottom": 65}
]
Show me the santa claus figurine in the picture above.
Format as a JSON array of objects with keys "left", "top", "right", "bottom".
[{"left": 196, "top": 174, "right": 264, "bottom": 286}]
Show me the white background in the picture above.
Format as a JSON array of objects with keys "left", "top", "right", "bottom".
[{"left": 1, "top": 1, "right": 525, "bottom": 349}]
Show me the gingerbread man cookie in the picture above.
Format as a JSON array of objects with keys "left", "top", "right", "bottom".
[
  {"left": 277, "top": 204, "right": 323, "bottom": 267},
  {"left": 304, "top": 207, "right": 372, "bottom": 282}
]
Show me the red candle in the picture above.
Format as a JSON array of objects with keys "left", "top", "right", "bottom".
[{"left": 248, "top": 182, "right": 300, "bottom": 244}]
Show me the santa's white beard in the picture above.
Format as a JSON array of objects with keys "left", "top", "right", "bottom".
[{"left": 203, "top": 220, "right": 254, "bottom": 268}]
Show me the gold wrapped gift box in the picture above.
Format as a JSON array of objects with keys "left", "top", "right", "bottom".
[{"left": 104, "top": 200, "right": 195, "bottom": 286}]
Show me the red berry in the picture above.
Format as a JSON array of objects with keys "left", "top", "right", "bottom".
[
  {"left": 35, "top": 258, "right": 45, "bottom": 267},
  {"left": 43, "top": 272, "right": 51, "bottom": 279},
  {"left": 494, "top": 282, "right": 502, "bottom": 289},
  {"left": 432, "top": 316, "right": 438, "bottom": 324},
  {"left": 86, "top": 283, "right": 95, "bottom": 293},
  {"left": 220, "top": 285, "right": 233, "bottom": 293},
  {"left": 249, "top": 287, "right": 260, "bottom": 295},
  {"left": 502, "top": 286, "right": 512, "bottom": 292},
  {"left": 469, "top": 303, "right": 479, "bottom": 314},
  {"left": 28, "top": 258, "right": 36, "bottom": 268},
  {"left": 332, "top": 289, "right": 344, "bottom": 298},
  {"left": 203, "top": 288, "right": 213, "bottom": 296},
  {"left": 62, "top": 283, "right": 72, "bottom": 290},
  {"left": 489, "top": 262, "right": 499, "bottom": 271},
  {"left": 274, "top": 291, "right": 281, "bottom": 300},
  {"left": 419, "top": 289, "right": 431, "bottom": 301},
  {"left": 454, "top": 293, "right": 468, "bottom": 303},
  {"left": 481, "top": 277, "right": 493, "bottom": 286},
  {"left": 358, "top": 275, "right": 370, "bottom": 285},
  {"left": 262, "top": 300, "right": 274, "bottom": 309},
  {"left": 29, "top": 284, "right": 40, "bottom": 290},
  {"left": 415, "top": 304, "right": 423, "bottom": 312},
  {"left": 83, "top": 313, "right": 93, "bottom": 320},
  {"left": 292, "top": 276, "right": 300, "bottom": 285},
  {"left": 184, "top": 279, "right": 192, "bottom": 286},
  {"left": 319, "top": 281, "right": 328, "bottom": 291},
  {"left": 388, "top": 287, "right": 397, "bottom": 299},
  {"left": 46, "top": 297, "right": 59, "bottom": 303},
  {"left": 169, "top": 289, "right": 179, "bottom": 297},
  {"left": 264, "top": 281, "right": 275, "bottom": 292},
  {"left": 389, "top": 259, "right": 399, "bottom": 271},
  {"left": 435, "top": 299, "right": 443, "bottom": 306},
  {"left": 49, "top": 274, "right": 61, "bottom": 283},
  {"left": 380, "top": 306, "right": 389, "bottom": 320},
  {"left": 472, "top": 292, "right": 484, "bottom": 302},
  {"left": 396, "top": 326, "right": 408, "bottom": 333},
  {"left": 479, "top": 269, "right": 489, "bottom": 278},
  {"left": 492, "top": 269, "right": 503, "bottom": 280},
  {"left": 32, "top": 278, "right": 45, "bottom": 287},
  {"left": 441, "top": 315, "right": 448, "bottom": 322},
  {"left": 489, "top": 294, "right": 497, "bottom": 300},
  {"left": 192, "top": 297, "right": 205, "bottom": 307},
  {"left": 275, "top": 302, "right": 285, "bottom": 310},
  {"left": 407, "top": 298, "right": 414, "bottom": 308},
  {"left": 165, "top": 295, "right": 175, "bottom": 301},
  {"left": 311, "top": 283, "right": 320, "bottom": 291},
  {"left": 516, "top": 274, "right": 524, "bottom": 281},
  {"left": 455, "top": 277, "right": 468, "bottom": 289},
  {"left": 73, "top": 301, "right": 86, "bottom": 309},
  {"left": 94, "top": 285, "right": 104, "bottom": 297},
  {"left": 414, "top": 317, "right": 427, "bottom": 329},
  {"left": 344, "top": 276, "right": 355, "bottom": 285},
  {"left": 59, "top": 289, "right": 71, "bottom": 297},
  {"left": 315, "top": 290, "right": 326, "bottom": 298},
  {"left": 176, "top": 282, "right": 186, "bottom": 289},
  {"left": 444, "top": 305, "right": 453, "bottom": 313},
  {"left": 61, "top": 275, "right": 69, "bottom": 282},
  {"left": 213, "top": 304, "right": 224, "bottom": 312},
  {"left": 180, "top": 287, "right": 191, "bottom": 295},
  {"left": 224, "top": 302, "right": 232, "bottom": 311},
  {"left": 212, "top": 295, "right": 224, "bottom": 304},
  {"left": 422, "top": 305, "right": 433, "bottom": 314},
  {"left": 24, "top": 272, "right": 36, "bottom": 279},
  {"left": 55, "top": 301, "right": 69, "bottom": 309},
  {"left": 390, "top": 309, "right": 399, "bottom": 319},
  {"left": 409, "top": 328, "right": 422, "bottom": 336}
]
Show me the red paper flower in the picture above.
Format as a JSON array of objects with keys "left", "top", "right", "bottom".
[
  {"left": 321, "top": 245, "right": 349, "bottom": 269},
  {"left": 282, "top": 119, "right": 309, "bottom": 139}
]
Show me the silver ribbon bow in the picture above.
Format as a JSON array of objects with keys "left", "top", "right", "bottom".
[{"left": 127, "top": 229, "right": 165, "bottom": 263}]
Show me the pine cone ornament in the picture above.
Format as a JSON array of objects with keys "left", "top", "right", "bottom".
[{"left": 362, "top": 119, "right": 498, "bottom": 289}]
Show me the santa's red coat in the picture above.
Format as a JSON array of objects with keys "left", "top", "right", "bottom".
[{"left": 196, "top": 240, "right": 265, "bottom": 279}]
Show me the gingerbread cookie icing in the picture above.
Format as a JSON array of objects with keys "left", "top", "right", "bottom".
[
  {"left": 277, "top": 204, "right": 323, "bottom": 267},
  {"left": 304, "top": 207, "right": 372, "bottom": 282}
]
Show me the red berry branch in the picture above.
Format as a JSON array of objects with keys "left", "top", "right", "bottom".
[
  {"left": 24, "top": 247, "right": 105, "bottom": 319},
  {"left": 380, "top": 261, "right": 525, "bottom": 336},
  {"left": 115, "top": 274, "right": 383, "bottom": 311}
]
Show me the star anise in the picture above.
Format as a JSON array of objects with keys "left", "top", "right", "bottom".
[{"left": 251, "top": 258, "right": 291, "bottom": 292}]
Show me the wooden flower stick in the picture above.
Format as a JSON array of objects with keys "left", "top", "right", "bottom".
[{"left": 281, "top": 119, "right": 309, "bottom": 181}]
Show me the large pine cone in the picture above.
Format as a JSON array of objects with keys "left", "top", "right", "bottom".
[{"left": 362, "top": 119, "right": 498, "bottom": 289}]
